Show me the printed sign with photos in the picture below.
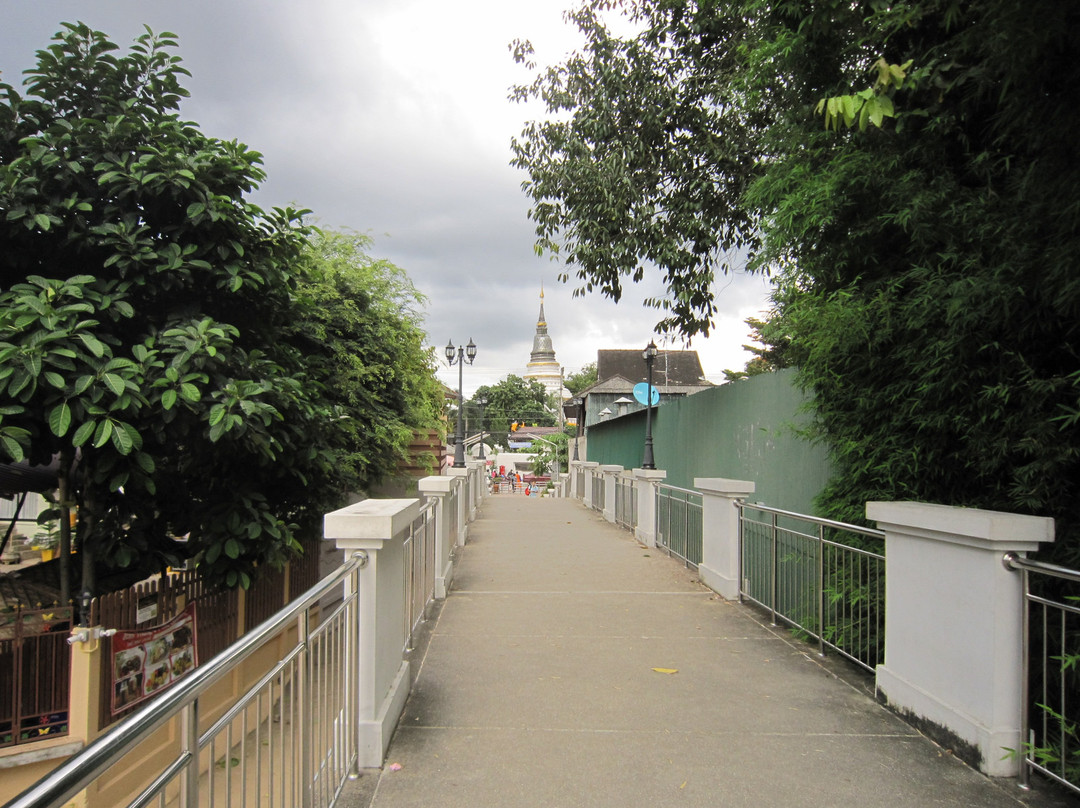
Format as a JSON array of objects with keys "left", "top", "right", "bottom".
[{"left": 110, "top": 602, "right": 198, "bottom": 715}]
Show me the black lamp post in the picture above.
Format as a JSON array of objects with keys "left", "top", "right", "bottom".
[
  {"left": 477, "top": 394, "right": 488, "bottom": 461},
  {"left": 446, "top": 338, "right": 476, "bottom": 468},
  {"left": 569, "top": 397, "right": 581, "bottom": 461},
  {"left": 641, "top": 340, "right": 658, "bottom": 469}
]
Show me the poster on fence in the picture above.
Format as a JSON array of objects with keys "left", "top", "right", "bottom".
[{"left": 110, "top": 602, "right": 198, "bottom": 715}]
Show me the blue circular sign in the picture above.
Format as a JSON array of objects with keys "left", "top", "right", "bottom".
[{"left": 632, "top": 382, "right": 659, "bottom": 406}]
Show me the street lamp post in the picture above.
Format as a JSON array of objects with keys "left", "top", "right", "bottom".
[
  {"left": 477, "top": 394, "right": 488, "bottom": 461},
  {"left": 641, "top": 340, "right": 658, "bottom": 470},
  {"left": 570, "top": 397, "right": 581, "bottom": 461},
  {"left": 446, "top": 338, "right": 476, "bottom": 468}
]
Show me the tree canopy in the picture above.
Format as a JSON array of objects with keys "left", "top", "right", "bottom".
[
  {"left": 470, "top": 375, "right": 556, "bottom": 440},
  {"left": 0, "top": 24, "right": 440, "bottom": 595},
  {"left": 513, "top": 0, "right": 1080, "bottom": 562},
  {"left": 565, "top": 363, "right": 598, "bottom": 396},
  {"left": 722, "top": 317, "right": 790, "bottom": 382},
  {"left": 289, "top": 229, "right": 443, "bottom": 494}
]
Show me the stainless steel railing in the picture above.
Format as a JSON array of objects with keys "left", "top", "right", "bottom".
[
  {"left": 590, "top": 470, "right": 605, "bottom": 512},
  {"left": 5, "top": 554, "right": 368, "bottom": 808},
  {"left": 614, "top": 474, "right": 637, "bottom": 531},
  {"left": 737, "top": 503, "right": 885, "bottom": 673},
  {"left": 655, "top": 484, "right": 702, "bottom": 567},
  {"left": 1004, "top": 553, "right": 1080, "bottom": 794},
  {"left": 405, "top": 501, "right": 438, "bottom": 650}
]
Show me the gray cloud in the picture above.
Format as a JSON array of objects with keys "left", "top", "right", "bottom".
[{"left": 0, "top": 0, "right": 771, "bottom": 397}]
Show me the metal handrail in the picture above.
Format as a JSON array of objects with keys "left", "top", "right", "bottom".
[
  {"left": 656, "top": 483, "right": 699, "bottom": 498},
  {"left": 4, "top": 552, "right": 368, "bottom": 808},
  {"left": 735, "top": 502, "right": 884, "bottom": 672},
  {"left": 735, "top": 501, "right": 885, "bottom": 541},
  {"left": 654, "top": 484, "right": 703, "bottom": 567},
  {"left": 1004, "top": 552, "right": 1080, "bottom": 584},
  {"left": 1003, "top": 552, "right": 1080, "bottom": 794}
]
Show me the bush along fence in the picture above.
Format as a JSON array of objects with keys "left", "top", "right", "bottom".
[
  {"left": 0, "top": 459, "right": 488, "bottom": 807},
  {"left": 569, "top": 460, "right": 1077, "bottom": 794}
]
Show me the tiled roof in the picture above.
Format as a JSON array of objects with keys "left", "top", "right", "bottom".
[{"left": 596, "top": 350, "right": 709, "bottom": 387}]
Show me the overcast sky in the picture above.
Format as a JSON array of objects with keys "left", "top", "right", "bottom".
[{"left": 0, "top": 0, "right": 772, "bottom": 396}]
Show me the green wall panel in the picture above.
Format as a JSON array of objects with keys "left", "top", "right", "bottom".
[{"left": 585, "top": 369, "right": 830, "bottom": 515}]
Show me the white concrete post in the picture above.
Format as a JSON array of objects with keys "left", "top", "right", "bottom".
[
  {"left": 418, "top": 476, "right": 454, "bottom": 599},
  {"left": 601, "top": 465, "right": 622, "bottom": 523},
  {"left": 633, "top": 468, "right": 667, "bottom": 547},
  {"left": 569, "top": 461, "right": 583, "bottom": 500},
  {"left": 448, "top": 467, "right": 469, "bottom": 546},
  {"left": 696, "top": 478, "right": 756, "bottom": 600},
  {"left": 463, "top": 466, "right": 474, "bottom": 522},
  {"left": 868, "top": 501, "right": 1054, "bottom": 777},
  {"left": 465, "top": 460, "right": 481, "bottom": 520},
  {"left": 581, "top": 462, "right": 599, "bottom": 509},
  {"left": 324, "top": 498, "right": 419, "bottom": 768}
]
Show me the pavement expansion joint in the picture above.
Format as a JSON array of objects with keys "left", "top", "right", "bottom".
[
  {"left": 451, "top": 589, "right": 711, "bottom": 595},
  {"left": 396, "top": 725, "right": 921, "bottom": 740},
  {"left": 431, "top": 632, "right": 785, "bottom": 641}
]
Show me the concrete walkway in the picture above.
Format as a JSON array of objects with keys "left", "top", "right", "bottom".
[{"left": 344, "top": 495, "right": 1066, "bottom": 808}]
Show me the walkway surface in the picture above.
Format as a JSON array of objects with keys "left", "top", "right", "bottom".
[{"left": 343, "top": 495, "right": 1067, "bottom": 808}]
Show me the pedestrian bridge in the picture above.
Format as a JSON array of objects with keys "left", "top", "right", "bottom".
[
  {"left": 5, "top": 469, "right": 1073, "bottom": 808},
  {"left": 339, "top": 495, "right": 1045, "bottom": 808}
]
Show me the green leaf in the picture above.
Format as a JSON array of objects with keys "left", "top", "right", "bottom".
[
  {"left": 205, "top": 542, "right": 221, "bottom": 564},
  {"left": 0, "top": 435, "right": 25, "bottom": 462},
  {"left": 79, "top": 333, "right": 106, "bottom": 358},
  {"left": 72, "top": 420, "right": 96, "bottom": 447},
  {"left": 48, "top": 402, "right": 72, "bottom": 437},
  {"left": 224, "top": 538, "right": 241, "bottom": 559},
  {"left": 161, "top": 389, "right": 177, "bottom": 410},
  {"left": 8, "top": 371, "right": 32, "bottom": 399},
  {"left": 34, "top": 213, "right": 51, "bottom": 231},
  {"left": 93, "top": 418, "right": 113, "bottom": 448},
  {"left": 110, "top": 422, "right": 134, "bottom": 455},
  {"left": 44, "top": 371, "right": 67, "bottom": 389},
  {"left": 208, "top": 404, "right": 225, "bottom": 426},
  {"left": 134, "top": 451, "right": 155, "bottom": 473},
  {"left": 103, "top": 373, "right": 126, "bottom": 396},
  {"left": 208, "top": 420, "right": 226, "bottom": 442}
]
